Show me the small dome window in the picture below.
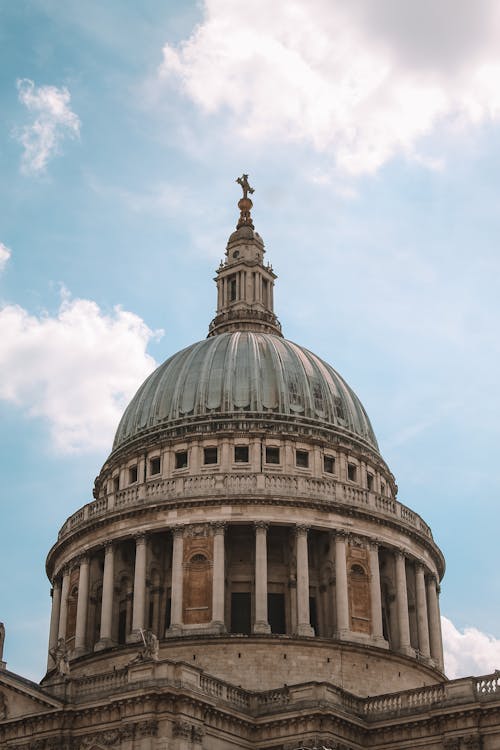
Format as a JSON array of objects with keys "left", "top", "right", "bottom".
[
  {"left": 190, "top": 554, "right": 207, "bottom": 563},
  {"left": 351, "top": 564, "right": 366, "bottom": 577}
]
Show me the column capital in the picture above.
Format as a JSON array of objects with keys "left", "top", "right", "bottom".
[
  {"left": 368, "top": 538, "right": 381, "bottom": 551},
  {"left": 134, "top": 532, "right": 147, "bottom": 544},
  {"left": 211, "top": 521, "right": 227, "bottom": 534},
  {"left": 171, "top": 525, "right": 184, "bottom": 539},
  {"left": 254, "top": 521, "right": 269, "bottom": 531},
  {"left": 73, "top": 553, "right": 90, "bottom": 567},
  {"left": 394, "top": 547, "right": 406, "bottom": 561},
  {"left": 333, "top": 528, "right": 349, "bottom": 540},
  {"left": 415, "top": 561, "right": 426, "bottom": 574},
  {"left": 295, "top": 524, "right": 309, "bottom": 536}
]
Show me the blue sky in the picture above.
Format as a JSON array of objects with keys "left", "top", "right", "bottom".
[{"left": 1, "top": 0, "right": 500, "bottom": 681}]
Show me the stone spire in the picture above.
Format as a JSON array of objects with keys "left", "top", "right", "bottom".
[{"left": 207, "top": 175, "right": 283, "bottom": 338}]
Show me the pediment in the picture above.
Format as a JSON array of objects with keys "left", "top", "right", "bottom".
[{"left": 0, "top": 668, "right": 62, "bottom": 721}]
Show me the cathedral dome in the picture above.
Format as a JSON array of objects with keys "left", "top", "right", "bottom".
[{"left": 112, "top": 331, "right": 378, "bottom": 452}]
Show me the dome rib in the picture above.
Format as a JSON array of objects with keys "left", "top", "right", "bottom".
[{"left": 112, "top": 332, "right": 379, "bottom": 452}]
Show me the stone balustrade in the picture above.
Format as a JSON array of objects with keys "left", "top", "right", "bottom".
[
  {"left": 57, "top": 473, "right": 433, "bottom": 541},
  {"left": 50, "top": 662, "right": 500, "bottom": 718}
]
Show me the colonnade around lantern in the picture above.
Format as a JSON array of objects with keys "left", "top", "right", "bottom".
[{"left": 47, "top": 520, "right": 444, "bottom": 675}]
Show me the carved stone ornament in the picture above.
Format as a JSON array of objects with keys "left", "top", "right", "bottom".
[
  {"left": 172, "top": 720, "right": 204, "bottom": 742},
  {"left": 0, "top": 691, "right": 7, "bottom": 720},
  {"left": 185, "top": 523, "right": 209, "bottom": 538}
]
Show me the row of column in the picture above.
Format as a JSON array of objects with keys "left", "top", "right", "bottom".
[{"left": 47, "top": 525, "right": 444, "bottom": 671}]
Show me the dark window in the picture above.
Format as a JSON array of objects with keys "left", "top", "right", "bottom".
[
  {"left": 380, "top": 481, "right": 386, "bottom": 495},
  {"left": 128, "top": 465, "right": 138, "bottom": 484},
  {"left": 175, "top": 451, "right": 188, "bottom": 469},
  {"left": 150, "top": 456, "right": 161, "bottom": 475},
  {"left": 204, "top": 447, "right": 218, "bottom": 464},
  {"left": 347, "top": 463, "right": 357, "bottom": 482},
  {"left": 268, "top": 593, "right": 286, "bottom": 634},
  {"left": 118, "top": 609, "right": 127, "bottom": 644},
  {"left": 367, "top": 472, "right": 374, "bottom": 490},
  {"left": 324, "top": 455, "right": 335, "bottom": 474},
  {"left": 148, "top": 600, "right": 154, "bottom": 628},
  {"left": 351, "top": 564, "right": 366, "bottom": 577},
  {"left": 231, "top": 592, "right": 251, "bottom": 634},
  {"left": 165, "top": 596, "right": 171, "bottom": 630},
  {"left": 113, "top": 475, "right": 120, "bottom": 493},
  {"left": 265, "top": 446, "right": 280, "bottom": 464},
  {"left": 229, "top": 275, "right": 237, "bottom": 301},
  {"left": 235, "top": 445, "right": 249, "bottom": 463},
  {"left": 309, "top": 597, "right": 318, "bottom": 635},
  {"left": 296, "top": 450, "right": 309, "bottom": 468}
]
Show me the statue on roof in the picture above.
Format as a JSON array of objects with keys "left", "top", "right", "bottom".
[{"left": 236, "top": 174, "right": 254, "bottom": 200}]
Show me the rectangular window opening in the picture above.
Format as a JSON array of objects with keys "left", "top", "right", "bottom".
[
  {"left": 323, "top": 455, "right": 335, "bottom": 474},
  {"left": 175, "top": 451, "right": 188, "bottom": 470},
  {"left": 150, "top": 456, "right": 161, "bottom": 476},
  {"left": 296, "top": 450, "right": 309, "bottom": 468},
  {"left": 128, "top": 465, "right": 138, "bottom": 484},
  {"left": 113, "top": 475, "right": 120, "bottom": 493},
  {"left": 265, "top": 446, "right": 280, "bottom": 464},
  {"left": 347, "top": 463, "right": 357, "bottom": 482},
  {"left": 229, "top": 275, "right": 237, "bottom": 302},
  {"left": 204, "top": 446, "right": 218, "bottom": 465},
  {"left": 234, "top": 445, "right": 249, "bottom": 463},
  {"left": 367, "top": 472, "right": 374, "bottom": 491},
  {"left": 231, "top": 592, "right": 251, "bottom": 635}
]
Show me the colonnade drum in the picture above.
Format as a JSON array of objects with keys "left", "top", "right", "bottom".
[{"left": 43, "top": 189, "right": 446, "bottom": 697}]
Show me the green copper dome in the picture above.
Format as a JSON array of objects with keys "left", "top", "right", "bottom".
[{"left": 112, "top": 331, "right": 378, "bottom": 452}]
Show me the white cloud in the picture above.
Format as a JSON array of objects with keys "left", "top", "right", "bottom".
[
  {"left": 159, "top": 0, "right": 500, "bottom": 175},
  {"left": 0, "top": 291, "right": 161, "bottom": 453},
  {"left": 442, "top": 616, "right": 500, "bottom": 678},
  {"left": 0, "top": 242, "right": 11, "bottom": 272},
  {"left": 15, "top": 79, "right": 80, "bottom": 174}
]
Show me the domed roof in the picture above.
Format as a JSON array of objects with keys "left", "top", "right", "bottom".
[{"left": 113, "top": 331, "right": 378, "bottom": 452}]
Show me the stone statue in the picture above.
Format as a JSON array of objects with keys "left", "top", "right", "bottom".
[
  {"left": 49, "top": 637, "right": 70, "bottom": 677},
  {"left": 141, "top": 629, "right": 159, "bottom": 661},
  {"left": 236, "top": 174, "right": 254, "bottom": 199}
]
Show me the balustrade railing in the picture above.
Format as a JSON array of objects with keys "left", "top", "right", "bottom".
[
  {"left": 66, "top": 665, "right": 499, "bottom": 715},
  {"left": 58, "top": 472, "right": 432, "bottom": 541}
]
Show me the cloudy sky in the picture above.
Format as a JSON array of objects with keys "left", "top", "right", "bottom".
[{"left": 1, "top": 0, "right": 500, "bottom": 681}]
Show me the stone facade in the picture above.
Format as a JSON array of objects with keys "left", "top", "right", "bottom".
[{"left": 1, "top": 182, "right": 500, "bottom": 748}]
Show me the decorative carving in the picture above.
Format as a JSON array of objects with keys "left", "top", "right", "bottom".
[
  {"left": 254, "top": 521, "right": 269, "bottom": 531},
  {"left": 211, "top": 521, "right": 227, "bottom": 534},
  {"left": 0, "top": 691, "right": 7, "bottom": 720},
  {"left": 172, "top": 721, "right": 203, "bottom": 742}
]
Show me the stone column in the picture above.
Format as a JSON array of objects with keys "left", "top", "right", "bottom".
[
  {"left": 427, "top": 574, "right": 444, "bottom": 670},
  {"left": 368, "top": 542, "right": 385, "bottom": 643},
  {"left": 212, "top": 523, "right": 226, "bottom": 631},
  {"left": 129, "top": 534, "right": 147, "bottom": 641},
  {"left": 395, "top": 550, "right": 412, "bottom": 655},
  {"left": 335, "top": 532, "right": 349, "bottom": 637},
  {"left": 95, "top": 541, "right": 115, "bottom": 650},
  {"left": 254, "top": 522, "right": 271, "bottom": 633},
  {"left": 167, "top": 527, "right": 184, "bottom": 635},
  {"left": 74, "top": 555, "right": 90, "bottom": 655},
  {"left": 415, "top": 564, "right": 430, "bottom": 658},
  {"left": 57, "top": 567, "right": 70, "bottom": 641},
  {"left": 295, "top": 525, "right": 314, "bottom": 636},
  {"left": 47, "top": 578, "right": 62, "bottom": 669}
]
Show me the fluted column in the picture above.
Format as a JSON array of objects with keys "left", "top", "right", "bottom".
[
  {"left": 415, "top": 564, "right": 430, "bottom": 658},
  {"left": 253, "top": 522, "right": 270, "bottom": 633},
  {"left": 129, "top": 534, "right": 147, "bottom": 641},
  {"left": 427, "top": 574, "right": 444, "bottom": 670},
  {"left": 212, "top": 522, "right": 226, "bottom": 631},
  {"left": 95, "top": 541, "right": 115, "bottom": 650},
  {"left": 74, "top": 555, "right": 90, "bottom": 655},
  {"left": 47, "top": 579, "right": 62, "bottom": 669},
  {"left": 395, "top": 550, "right": 412, "bottom": 655},
  {"left": 368, "top": 541, "right": 385, "bottom": 643},
  {"left": 295, "top": 525, "right": 314, "bottom": 636},
  {"left": 167, "top": 527, "right": 184, "bottom": 635},
  {"left": 335, "top": 532, "right": 349, "bottom": 637},
  {"left": 57, "top": 567, "right": 70, "bottom": 642}
]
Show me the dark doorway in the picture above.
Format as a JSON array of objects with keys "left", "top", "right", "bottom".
[
  {"left": 118, "top": 609, "right": 127, "bottom": 644},
  {"left": 268, "top": 593, "right": 286, "bottom": 634},
  {"left": 231, "top": 592, "right": 251, "bottom": 634},
  {"left": 309, "top": 596, "right": 318, "bottom": 635}
]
